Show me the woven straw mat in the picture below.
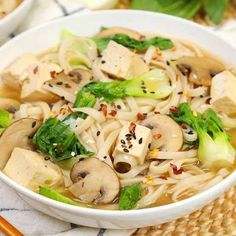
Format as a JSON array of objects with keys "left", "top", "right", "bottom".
[{"left": 132, "top": 185, "right": 236, "bottom": 236}]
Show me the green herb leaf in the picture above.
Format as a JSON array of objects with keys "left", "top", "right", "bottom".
[
  {"left": 203, "top": 0, "right": 228, "bottom": 25},
  {"left": 94, "top": 34, "right": 174, "bottom": 52},
  {"left": 39, "top": 186, "right": 81, "bottom": 206},
  {"left": 33, "top": 118, "right": 93, "bottom": 161},
  {"left": 119, "top": 183, "right": 142, "bottom": 210},
  {"left": 131, "top": 0, "right": 202, "bottom": 19}
]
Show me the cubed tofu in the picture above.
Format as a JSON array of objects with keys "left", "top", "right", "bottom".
[
  {"left": 113, "top": 123, "right": 152, "bottom": 164},
  {"left": 3, "top": 148, "right": 63, "bottom": 192},
  {"left": 21, "top": 62, "right": 62, "bottom": 103},
  {"left": 99, "top": 41, "right": 149, "bottom": 79},
  {"left": 1, "top": 53, "right": 38, "bottom": 90},
  {"left": 211, "top": 71, "right": 236, "bottom": 115}
]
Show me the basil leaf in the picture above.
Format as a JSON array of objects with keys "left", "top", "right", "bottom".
[
  {"left": 203, "top": 0, "right": 228, "bottom": 24},
  {"left": 131, "top": 0, "right": 202, "bottom": 19}
]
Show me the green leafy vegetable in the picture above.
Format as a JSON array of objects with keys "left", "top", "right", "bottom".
[
  {"left": 170, "top": 103, "right": 235, "bottom": 167},
  {"left": 74, "top": 69, "right": 173, "bottom": 105},
  {"left": 94, "top": 33, "right": 174, "bottom": 52},
  {"left": 33, "top": 118, "right": 93, "bottom": 161},
  {"left": 131, "top": 0, "right": 228, "bottom": 25},
  {"left": 0, "top": 109, "right": 12, "bottom": 133},
  {"left": 203, "top": 0, "right": 228, "bottom": 25},
  {"left": 119, "top": 183, "right": 142, "bottom": 210},
  {"left": 39, "top": 186, "right": 81, "bottom": 206}
]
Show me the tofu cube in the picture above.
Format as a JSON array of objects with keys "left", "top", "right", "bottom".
[
  {"left": 211, "top": 71, "right": 236, "bottom": 115},
  {"left": 21, "top": 62, "right": 61, "bottom": 103},
  {"left": 1, "top": 53, "right": 38, "bottom": 90},
  {"left": 3, "top": 148, "right": 63, "bottom": 192},
  {"left": 113, "top": 123, "right": 152, "bottom": 164},
  {"left": 99, "top": 41, "right": 149, "bottom": 79}
]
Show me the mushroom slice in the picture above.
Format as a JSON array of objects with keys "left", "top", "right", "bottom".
[
  {"left": 141, "top": 114, "right": 183, "bottom": 152},
  {"left": 96, "top": 27, "right": 144, "bottom": 40},
  {"left": 69, "top": 158, "right": 120, "bottom": 204},
  {"left": 176, "top": 56, "right": 224, "bottom": 87},
  {"left": 0, "top": 118, "right": 42, "bottom": 169},
  {"left": 42, "top": 68, "right": 94, "bottom": 103}
]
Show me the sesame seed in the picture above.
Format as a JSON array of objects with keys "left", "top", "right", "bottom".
[
  {"left": 123, "top": 148, "right": 129, "bottom": 153},
  {"left": 44, "top": 156, "right": 50, "bottom": 161},
  {"left": 143, "top": 90, "right": 147, "bottom": 94},
  {"left": 96, "top": 131, "right": 101, "bottom": 136},
  {"left": 166, "top": 61, "right": 170, "bottom": 66},
  {"left": 103, "top": 156, "right": 107, "bottom": 159},
  {"left": 61, "top": 96, "right": 65, "bottom": 100},
  {"left": 48, "top": 84, "right": 53, "bottom": 88},
  {"left": 101, "top": 60, "right": 106, "bottom": 64},
  {"left": 31, "top": 121, "right": 37, "bottom": 128},
  {"left": 117, "top": 105, "right": 121, "bottom": 109},
  {"left": 121, "top": 139, "right": 126, "bottom": 144},
  {"left": 56, "top": 81, "right": 63, "bottom": 85},
  {"left": 148, "top": 143, "right": 151, "bottom": 149},
  {"left": 138, "top": 138, "right": 143, "bottom": 144},
  {"left": 128, "top": 144, "right": 133, "bottom": 149},
  {"left": 150, "top": 91, "right": 155, "bottom": 94},
  {"left": 178, "top": 91, "right": 183, "bottom": 95}
]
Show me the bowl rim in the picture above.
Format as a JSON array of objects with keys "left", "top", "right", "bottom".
[
  {"left": 0, "top": 0, "right": 33, "bottom": 27},
  {"left": 0, "top": 9, "right": 236, "bottom": 216}
]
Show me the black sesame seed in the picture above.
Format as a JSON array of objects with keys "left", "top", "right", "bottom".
[
  {"left": 141, "top": 86, "right": 146, "bottom": 89},
  {"left": 200, "top": 95, "right": 204, "bottom": 98},
  {"left": 125, "top": 134, "right": 132, "bottom": 137},
  {"left": 138, "top": 138, "right": 143, "bottom": 144},
  {"left": 121, "top": 139, "right": 126, "bottom": 144},
  {"left": 117, "top": 105, "right": 121, "bottom": 109},
  {"left": 56, "top": 81, "right": 63, "bottom": 85},
  {"left": 178, "top": 91, "right": 183, "bottom": 95},
  {"left": 143, "top": 90, "right": 147, "bottom": 94},
  {"left": 133, "top": 133, "right": 136, "bottom": 140},
  {"left": 148, "top": 143, "right": 151, "bottom": 149},
  {"left": 44, "top": 156, "right": 50, "bottom": 161},
  {"left": 48, "top": 84, "right": 53, "bottom": 88},
  {"left": 129, "top": 144, "right": 133, "bottom": 149},
  {"left": 123, "top": 148, "right": 129, "bottom": 153},
  {"left": 166, "top": 61, "right": 170, "bottom": 66},
  {"left": 101, "top": 60, "right": 106, "bottom": 64},
  {"left": 32, "top": 121, "right": 37, "bottom": 128},
  {"left": 150, "top": 91, "right": 155, "bottom": 94},
  {"left": 96, "top": 131, "right": 101, "bottom": 136},
  {"left": 188, "top": 130, "right": 194, "bottom": 135},
  {"left": 126, "top": 137, "right": 132, "bottom": 141},
  {"left": 103, "top": 156, "right": 107, "bottom": 159},
  {"left": 61, "top": 96, "right": 65, "bottom": 100}
]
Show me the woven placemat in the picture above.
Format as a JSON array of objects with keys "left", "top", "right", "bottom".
[{"left": 132, "top": 185, "right": 236, "bottom": 236}]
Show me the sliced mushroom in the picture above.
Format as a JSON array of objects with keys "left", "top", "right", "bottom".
[
  {"left": 96, "top": 27, "right": 144, "bottom": 40},
  {"left": 0, "top": 118, "right": 42, "bottom": 169},
  {"left": 0, "top": 98, "right": 20, "bottom": 112},
  {"left": 69, "top": 158, "right": 120, "bottom": 204},
  {"left": 141, "top": 114, "right": 183, "bottom": 152},
  {"left": 176, "top": 56, "right": 225, "bottom": 86},
  {"left": 42, "top": 68, "right": 94, "bottom": 103}
]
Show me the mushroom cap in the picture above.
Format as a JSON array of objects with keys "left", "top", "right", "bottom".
[
  {"left": 96, "top": 27, "right": 144, "bottom": 40},
  {"left": 177, "top": 56, "right": 224, "bottom": 87},
  {"left": 69, "top": 158, "right": 120, "bottom": 204},
  {"left": 0, "top": 118, "right": 42, "bottom": 169},
  {"left": 141, "top": 114, "right": 183, "bottom": 152}
]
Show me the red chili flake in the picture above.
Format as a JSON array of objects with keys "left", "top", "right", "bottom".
[
  {"left": 181, "top": 123, "right": 188, "bottom": 130},
  {"left": 137, "top": 112, "right": 145, "bottom": 121},
  {"left": 139, "top": 35, "right": 146, "bottom": 40},
  {"left": 67, "top": 106, "right": 73, "bottom": 113},
  {"left": 170, "top": 106, "right": 178, "bottom": 114},
  {"left": 129, "top": 122, "right": 136, "bottom": 134},
  {"left": 176, "top": 74, "right": 179, "bottom": 81},
  {"left": 33, "top": 66, "right": 38, "bottom": 74},
  {"left": 170, "top": 163, "right": 183, "bottom": 175},
  {"left": 50, "top": 71, "right": 57, "bottom": 79},
  {"left": 153, "top": 133, "right": 162, "bottom": 140},
  {"left": 109, "top": 110, "right": 117, "bottom": 117},
  {"left": 159, "top": 175, "right": 167, "bottom": 180},
  {"left": 101, "top": 104, "right": 107, "bottom": 116}
]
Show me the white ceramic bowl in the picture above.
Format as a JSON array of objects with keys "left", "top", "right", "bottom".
[
  {"left": 0, "top": 0, "right": 33, "bottom": 42},
  {"left": 0, "top": 10, "right": 236, "bottom": 229}
]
